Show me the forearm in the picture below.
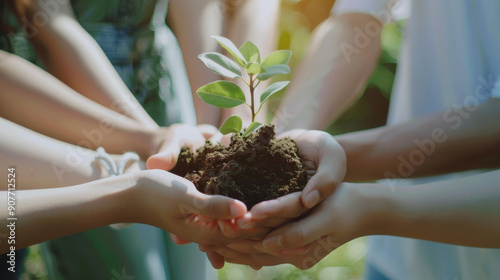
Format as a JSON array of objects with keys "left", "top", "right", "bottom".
[
  {"left": 0, "top": 52, "right": 156, "bottom": 159},
  {"left": 274, "top": 14, "right": 382, "bottom": 132},
  {"left": 220, "top": 0, "right": 281, "bottom": 125},
  {"left": 337, "top": 99, "right": 500, "bottom": 181},
  {"left": 370, "top": 170, "right": 500, "bottom": 248},
  {"left": 168, "top": 0, "right": 223, "bottom": 125},
  {"left": 169, "top": 0, "right": 281, "bottom": 126},
  {"left": 0, "top": 117, "right": 111, "bottom": 189},
  {"left": 0, "top": 174, "right": 136, "bottom": 253},
  {"left": 25, "top": 2, "right": 157, "bottom": 128}
]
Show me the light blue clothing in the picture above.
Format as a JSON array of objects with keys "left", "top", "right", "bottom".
[{"left": 334, "top": 0, "right": 500, "bottom": 279}]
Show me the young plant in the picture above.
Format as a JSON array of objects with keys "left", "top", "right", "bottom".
[{"left": 197, "top": 36, "right": 291, "bottom": 137}]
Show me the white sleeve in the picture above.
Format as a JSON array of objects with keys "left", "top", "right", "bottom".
[
  {"left": 490, "top": 74, "right": 500, "bottom": 98},
  {"left": 331, "top": 0, "right": 397, "bottom": 23}
]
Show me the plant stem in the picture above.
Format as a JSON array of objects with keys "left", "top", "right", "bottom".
[
  {"left": 249, "top": 75, "right": 256, "bottom": 122},
  {"left": 240, "top": 77, "right": 250, "bottom": 87}
]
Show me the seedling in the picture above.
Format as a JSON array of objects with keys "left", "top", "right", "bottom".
[
  {"left": 197, "top": 36, "right": 291, "bottom": 137},
  {"left": 172, "top": 36, "right": 306, "bottom": 209}
]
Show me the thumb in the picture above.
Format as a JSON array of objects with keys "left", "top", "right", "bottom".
[
  {"left": 301, "top": 171, "right": 339, "bottom": 209},
  {"left": 301, "top": 136, "right": 346, "bottom": 208},
  {"left": 186, "top": 192, "right": 247, "bottom": 220},
  {"left": 146, "top": 142, "right": 180, "bottom": 171}
]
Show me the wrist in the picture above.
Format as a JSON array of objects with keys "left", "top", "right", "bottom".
[
  {"left": 145, "top": 129, "right": 165, "bottom": 158},
  {"left": 107, "top": 172, "right": 142, "bottom": 224},
  {"left": 350, "top": 183, "right": 399, "bottom": 237},
  {"left": 121, "top": 170, "right": 164, "bottom": 226}
]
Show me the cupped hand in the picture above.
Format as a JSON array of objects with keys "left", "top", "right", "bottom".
[
  {"left": 238, "top": 129, "right": 346, "bottom": 229},
  {"left": 202, "top": 183, "right": 382, "bottom": 269},
  {"left": 146, "top": 124, "right": 206, "bottom": 171},
  {"left": 200, "top": 234, "right": 343, "bottom": 270},
  {"left": 132, "top": 169, "right": 269, "bottom": 246}
]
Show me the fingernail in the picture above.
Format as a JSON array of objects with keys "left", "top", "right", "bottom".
[
  {"left": 304, "top": 190, "right": 320, "bottom": 208},
  {"left": 263, "top": 235, "right": 283, "bottom": 250}
]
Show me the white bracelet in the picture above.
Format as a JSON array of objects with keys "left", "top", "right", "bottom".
[
  {"left": 95, "top": 147, "right": 140, "bottom": 176},
  {"left": 95, "top": 147, "right": 140, "bottom": 230}
]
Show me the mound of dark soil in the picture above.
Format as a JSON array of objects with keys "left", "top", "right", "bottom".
[{"left": 171, "top": 125, "right": 308, "bottom": 209}]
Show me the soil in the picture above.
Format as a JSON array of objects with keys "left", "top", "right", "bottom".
[{"left": 171, "top": 125, "right": 308, "bottom": 209}]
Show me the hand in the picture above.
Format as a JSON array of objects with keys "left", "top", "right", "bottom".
[
  {"left": 203, "top": 183, "right": 388, "bottom": 269},
  {"left": 200, "top": 235, "right": 343, "bottom": 270},
  {"left": 203, "top": 129, "right": 346, "bottom": 268},
  {"left": 197, "top": 124, "right": 221, "bottom": 142},
  {"left": 130, "top": 169, "right": 268, "bottom": 245},
  {"left": 146, "top": 124, "right": 206, "bottom": 171},
  {"left": 237, "top": 129, "right": 346, "bottom": 229}
]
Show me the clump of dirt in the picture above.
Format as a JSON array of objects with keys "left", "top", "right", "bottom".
[{"left": 171, "top": 125, "right": 308, "bottom": 209}]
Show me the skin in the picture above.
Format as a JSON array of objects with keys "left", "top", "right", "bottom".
[
  {"left": 269, "top": 11, "right": 500, "bottom": 180},
  {"left": 0, "top": 170, "right": 250, "bottom": 254},
  {"left": 168, "top": 0, "right": 281, "bottom": 126},
  {"left": 201, "top": 10, "right": 500, "bottom": 269},
  {"left": 337, "top": 98, "right": 500, "bottom": 182},
  {"left": 0, "top": 119, "right": 347, "bottom": 255},
  {"left": 19, "top": 0, "right": 158, "bottom": 129},
  {"left": 0, "top": 51, "right": 207, "bottom": 167},
  {"left": 168, "top": 130, "right": 348, "bottom": 268},
  {"left": 0, "top": 118, "right": 248, "bottom": 254},
  {"left": 201, "top": 169, "right": 500, "bottom": 269},
  {"left": 272, "top": 13, "right": 382, "bottom": 133}
]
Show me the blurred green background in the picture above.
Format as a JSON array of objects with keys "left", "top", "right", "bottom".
[{"left": 21, "top": 0, "right": 402, "bottom": 279}]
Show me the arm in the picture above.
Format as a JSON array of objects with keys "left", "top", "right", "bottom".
[
  {"left": 0, "top": 52, "right": 207, "bottom": 162},
  {"left": 0, "top": 51, "right": 156, "bottom": 159},
  {"left": 0, "top": 117, "right": 108, "bottom": 188},
  {"left": 265, "top": 169, "right": 500, "bottom": 250},
  {"left": 206, "top": 169, "right": 500, "bottom": 269},
  {"left": 168, "top": 0, "right": 281, "bottom": 126},
  {"left": 0, "top": 119, "right": 247, "bottom": 252},
  {"left": 272, "top": 13, "right": 383, "bottom": 132},
  {"left": 336, "top": 98, "right": 500, "bottom": 181},
  {"left": 0, "top": 169, "right": 249, "bottom": 254},
  {"left": 168, "top": 0, "right": 223, "bottom": 125},
  {"left": 21, "top": 0, "right": 157, "bottom": 128},
  {"left": 220, "top": 0, "right": 281, "bottom": 124}
]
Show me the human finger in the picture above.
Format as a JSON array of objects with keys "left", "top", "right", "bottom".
[
  {"left": 206, "top": 251, "right": 225, "bottom": 269},
  {"left": 298, "top": 132, "right": 346, "bottom": 208}
]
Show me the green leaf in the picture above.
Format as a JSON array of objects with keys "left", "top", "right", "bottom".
[
  {"left": 220, "top": 115, "right": 243, "bottom": 135},
  {"left": 260, "top": 81, "right": 290, "bottom": 104},
  {"left": 198, "top": 52, "right": 242, "bottom": 79},
  {"left": 257, "top": 64, "right": 291, "bottom": 81},
  {"left": 239, "top": 41, "right": 260, "bottom": 63},
  {"left": 197, "top": 81, "right": 246, "bottom": 108},
  {"left": 261, "top": 50, "right": 292, "bottom": 68},
  {"left": 245, "top": 62, "right": 265, "bottom": 75},
  {"left": 242, "top": 122, "right": 263, "bottom": 137},
  {"left": 211, "top": 35, "right": 247, "bottom": 67}
]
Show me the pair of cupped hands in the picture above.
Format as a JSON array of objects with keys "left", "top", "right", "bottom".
[{"left": 137, "top": 124, "right": 348, "bottom": 270}]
